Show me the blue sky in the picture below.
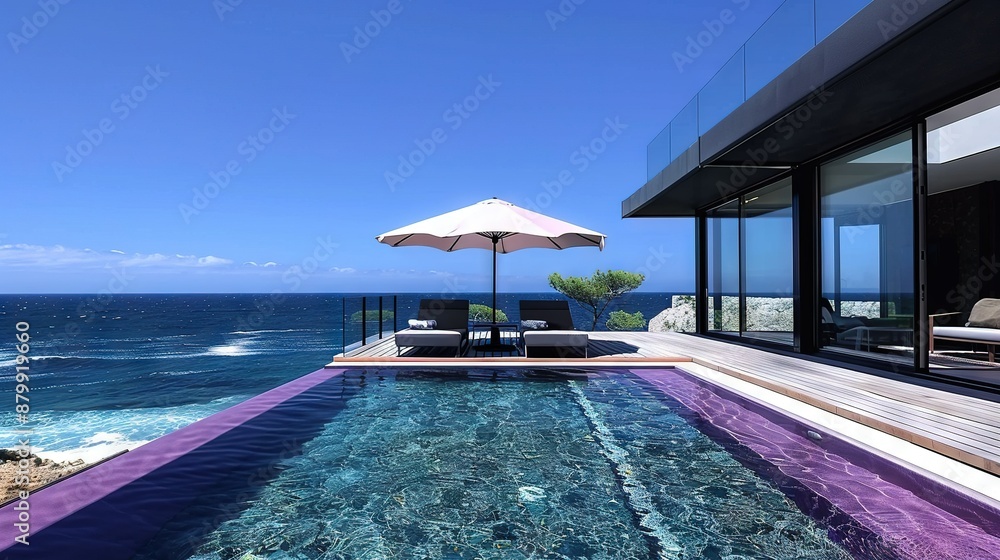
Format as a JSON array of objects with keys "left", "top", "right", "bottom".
[{"left": 1, "top": 0, "right": 785, "bottom": 293}]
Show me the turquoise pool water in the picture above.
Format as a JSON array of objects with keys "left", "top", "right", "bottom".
[
  {"left": 12, "top": 367, "right": 999, "bottom": 559},
  {"left": 138, "top": 369, "right": 854, "bottom": 559}
]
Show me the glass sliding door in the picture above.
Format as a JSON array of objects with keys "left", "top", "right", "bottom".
[
  {"left": 705, "top": 178, "right": 794, "bottom": 345},
  {"left": 925, "top": 87, "right": 1000, "bottom": 370},
  {"left": 819, "top": 132, "right": 914, "bottom": 360},
  {"left": 707, "top": 199, "right": 739, "bottom": 334},
  {"left": 743, "top": 179, "right": 794, "bottom": 344}
]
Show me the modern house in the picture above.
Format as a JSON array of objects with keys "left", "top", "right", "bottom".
[{"left": 624, "top": 0, "right": 1000, "bottom": 379}]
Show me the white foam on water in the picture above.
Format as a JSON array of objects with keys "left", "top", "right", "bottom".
[
  {"left": 0, "top": 394, "right": 247, "bottom": 465},
  {"left": 570, "top": 382, "right": 682, "bottom": 559},
  {"left": 5, "top": 355, "right": 74, "bottom": 364},
  {"left": 39, "top": 439, "right": 150, "bottom": 464},
  {"left": 84, "top": 431, "right": 125, "bottom": 444},
  {"left": 205, "top": 343, "right": 256, "bottom": 357},
  {"left": 229, "top": 329, "right": 309, "bottom": 335},
  {"left": 43, "top": 378, "right": 116, "bottom": 389},
  {"left": 149, "top": 370, "right": 202, "bottom": 377},
  {"left": 517, "top": 486, "right": 546, "bottom": 502}
]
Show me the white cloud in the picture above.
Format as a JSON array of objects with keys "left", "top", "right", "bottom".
[
  {"left": 330, "top": 266, "right": 357, "bottom": 273},
  {"left": 197, "top": 256, "right": 232, "bottom": 266},
  {"left": 262, "top": 261, "right": 278, "bottom": 267},
  {"left": 244, "top": 261, "right": 259, "bottom": 267},
  {"left": 121, "top": 253, "right": 171, "bottom": 267},
  {"left": 0, "top": 244, "right": 236, "bottom": 270},
  {"left": 0, "top": 244, "right": 99, "bottom": 267}
]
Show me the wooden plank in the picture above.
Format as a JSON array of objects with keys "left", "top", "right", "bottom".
[
  {"left": 596, "top": 333, "right": 1000, "bottom": 463},
  {"left": 644, "top": 333, "right": 1000, "bottom": 472},
  {"left": 699, "top": 354, "right": 999, "bottom": 424},
  {"left": 662, "top": 335, "right": 1000, "bottom": 423},
  {"left": 655, "top": 336, "right": 1000, "bottom": 437},
  {"left": 704, "top": 359, "right": 1000, "bottom": 469}
]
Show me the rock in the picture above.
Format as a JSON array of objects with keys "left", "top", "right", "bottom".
[{"left": 0, "top": 455, "right": 92, "bottom": 503}]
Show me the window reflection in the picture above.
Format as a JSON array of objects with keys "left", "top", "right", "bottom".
[
  {"left": 819, "top": 132, "right": 914, "bottom": 359},
  {"left": 706, "top": 178, "right": 793, "bottom": 345}
]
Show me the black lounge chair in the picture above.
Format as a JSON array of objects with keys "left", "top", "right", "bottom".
[
  {"left": 394, "top": 299, "right": 469, "bottom": 356},
  {"left": 519, "top": 300, "right": 588, "bottom": 358}
]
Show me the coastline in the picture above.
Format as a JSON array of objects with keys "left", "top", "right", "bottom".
[
  {"left": 0, "top": 453, "right": 91, "bottom": 505},
  {"left": 0, "top": 441, "right": 142, "bottom": 504}
]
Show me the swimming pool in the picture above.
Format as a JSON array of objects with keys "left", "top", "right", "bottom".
[{"left": 4, "top": 367, "right": 999, "bottom": 559}]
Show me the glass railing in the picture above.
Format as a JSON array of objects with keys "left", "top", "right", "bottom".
[
  {"left": 341, "top": 295, "right": 398, "bottom": 354},
  {"left": 646, "top": 0, "right": 874, "bottom": 180}
]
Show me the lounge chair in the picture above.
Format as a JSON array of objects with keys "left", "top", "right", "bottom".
[
  {"left": 930, "top": 298, "right": 1000, "bottom": 362},
  {"left": 519, "top": 300, "right": 588, "bottom": 358},
  {"left": 394, "top": 299, "right": 469, "bottom": 356},
  {"left": 820, "top": 298, "right": 916, "bottom": 351}
]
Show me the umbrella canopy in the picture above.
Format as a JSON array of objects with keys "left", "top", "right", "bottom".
[
  {"left": 376, "top": 197, "right": 605, "bottom": 329},
  {"left": 376, "top": 197, "right": 605, "bottom": 253}
]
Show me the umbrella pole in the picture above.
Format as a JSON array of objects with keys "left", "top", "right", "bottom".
[{"left": 492, "top": 238, "right": 497, "bottom": 324}]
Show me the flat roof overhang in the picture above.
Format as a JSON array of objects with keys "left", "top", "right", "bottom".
[{"left": 624, "top": 0, "right": 1000, "bottom": 217}]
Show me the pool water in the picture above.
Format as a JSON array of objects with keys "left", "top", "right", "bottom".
[{"left": 140, "top": 369, "right": 857, "bottom": 559}]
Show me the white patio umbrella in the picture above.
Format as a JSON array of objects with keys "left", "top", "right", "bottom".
[{"left": 376, "top": 197, "right": 605, "bottom": 346}]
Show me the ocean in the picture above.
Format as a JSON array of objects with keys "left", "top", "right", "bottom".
[{"left": 0, "top": 292, "right": 674, "bottom": 463}]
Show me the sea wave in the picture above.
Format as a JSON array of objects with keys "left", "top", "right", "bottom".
[
  {"left": 204, "top": 342, "right": 260, "bottom": 357},
  {"left": 148, "top": 370, "right": 204, "bottom": 377},
  {"left": 0, "top": 355, "right": 74, "bottom": 368},
  {"left": 0, "top": 394, "right": 248, "bottom": 464},
  {"left": 0, "top": 345, "right": 267, "bottom": 365},
  {"left": 230, "top": 328, "right": 314, "bottom": 335}
]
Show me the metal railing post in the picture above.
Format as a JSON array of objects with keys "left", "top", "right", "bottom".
[
  {"left": 378, "top": 297, "right": 384, "bottom": 339},
  {"left": 393, "top": 295, "right": 398, "bottom": 332},
  {"left": 361, "top": 297, "right": 367, "bottom": 345}
]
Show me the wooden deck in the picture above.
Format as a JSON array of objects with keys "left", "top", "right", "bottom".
[{"left": 333, "top": 330, "right": 1000, "bottom": 477}]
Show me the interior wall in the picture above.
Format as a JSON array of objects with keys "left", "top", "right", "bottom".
[{"left": 927, "top": 180, "right": 1000, "bottom": 320}]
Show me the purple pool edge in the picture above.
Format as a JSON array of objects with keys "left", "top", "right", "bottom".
[
  {"left": 632, "top": 368, "right": 1000, "bottom": 560},
  {"left": 0, "top": 367, "right": 347, "bottom": 551}
]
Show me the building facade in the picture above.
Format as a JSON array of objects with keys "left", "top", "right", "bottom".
[{"left": 624, "top": 0, "right": 1000, "bottom": 380}]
